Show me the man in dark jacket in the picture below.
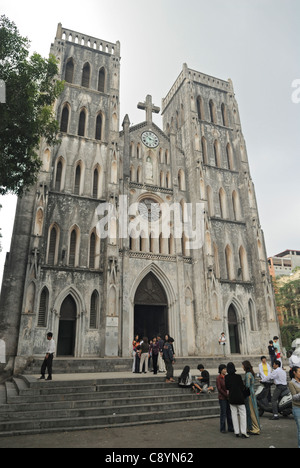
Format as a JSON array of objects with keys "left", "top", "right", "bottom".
[{"left": 163, "top": 338, "right": 175, "bottom": 383}]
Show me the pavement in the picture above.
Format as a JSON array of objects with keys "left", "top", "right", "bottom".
[
  {"left": 0, "top": 413, "right": 297, "bottom": 449},
  {"left": 0, "top": 368, "right": 298, "bottom": 449}
]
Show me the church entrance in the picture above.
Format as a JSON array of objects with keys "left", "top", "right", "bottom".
[
  {"left": 134, "top": 273, "right": 168, "bottom": 340},
  {"left": 57, "top": 295, "right": 77, "bottom": 356},
  {"left": 228, "top": 305, "right": 240, "bottom": 354}
]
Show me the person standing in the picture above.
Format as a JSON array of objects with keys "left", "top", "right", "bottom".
[
  {"left": 150, "top": 337, "right": 160, "bottom": 375},
  {"left": 225, "top": 362, "right": 249, "bottom": 438},
  {"left": 39, "top": 332, "right": 55, "bottom": 381},
  {"left": 261, "top": 359, "right": 288, "bottom": 420},
  {"left": 139, "top": 337, "right": 150, "bottom": 373},
  {"left": 242, "top": 360, "right": 261, "bottom": 435},
  {"left": 273, "top": 336, "right": 282, "bottom": 364},
  {"left": 288, "top": 366, "right": 300, "bottom": 448},
  {"left": 268, "top": 340, "right": 276, "bottom": 367},
  {"left": 216, "top": 364, "right": 234, "bottom": 434},
  {"left": 157, "top": 335, "right": 166, "bottom": 373},
  {"left": 219, "top": 332, "right": 226, "bottom": 357},
  {"left": 163, "top": 336, "right": 175, "bottom": 383},
  {"left": 132, "top": 335, "right": 140, "bottom": 373}
]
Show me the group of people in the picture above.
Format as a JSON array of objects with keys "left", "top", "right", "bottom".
[
  {"left": 132, "top": 334, "right": 175, "bottom": 382},
  {"left": 217, "top": 353, "right": 300, "bottom": 446}
]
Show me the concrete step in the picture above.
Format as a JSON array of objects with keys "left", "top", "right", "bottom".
[
  {"left": 0, "top": 403, "right": 219, "bottom": 436},
  {"left": 0, "top": 373, "right": 220, "bottom": 436},
  {"left": 0, "top": 394, "right": 218, "bottom": 422}
]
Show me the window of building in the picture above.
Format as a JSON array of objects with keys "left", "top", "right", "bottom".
[{"left": 82, "top": 62, "right": 91, "bottom": 88}]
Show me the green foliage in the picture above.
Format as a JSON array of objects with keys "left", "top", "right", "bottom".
[
  {"left": 0, "top": 15, "right": 64, "bottom": 196},
  {"left": 280, "top": 318, "right": 300, "bottom": 353}
]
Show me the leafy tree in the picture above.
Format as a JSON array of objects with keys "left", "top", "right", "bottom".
[{"left": 0, "top": 15, "right": 64, "bottom": 195}]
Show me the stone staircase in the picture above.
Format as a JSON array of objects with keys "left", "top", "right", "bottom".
[{"left": 0, "top": 374, "right": 220, "bottom": 437}]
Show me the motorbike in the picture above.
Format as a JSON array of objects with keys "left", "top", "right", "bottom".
[{"left": 255, "top": 382, "right": 293, "bottom": 417}]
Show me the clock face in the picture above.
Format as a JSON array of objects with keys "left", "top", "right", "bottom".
[{"left": 141, "top": 131, "right": 159, "bottom": 148}]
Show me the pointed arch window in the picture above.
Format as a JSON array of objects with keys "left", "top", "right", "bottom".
[
  {"left": 98, "top": 67, "right": 106, "bottom": 92},
  {"left": 95, "top": 113, "right": 103, "bottom": 140},
  {"left": 221, "top": 103, "right": 229, "bottom": 127},
  {"left": 178, "top": 169, "right": 186, "bottom": 191},
  {"left": 38, "top": 287, "right": 49, "bottom": 327},
  {"left": 93, "top": 166, "right": 100, "bottom": 199},
  {"left": 82, "top": 62, "right": 91, "bottom": 88},
  {"left": 47, "top": 224, "right": 59, "bottom": 265},
  {"left": 65, "top": 58, "right": 74, "bottom": 83},
  {"left": 55, "top": 160, "right": 63, "bottom": 191},
  {"left": 226, "top": 143, "right": 234, "bottom": 170},
  {"left": 69, "top": 227, "right": 79, "bottom": 267},
  {"left": 225, "top": 245, "right": 235, "bottom": 280},
  {"left": 209, "top": 99, "right": 217, "bottom": 124},
  {"left": 214, "top": 140, "right": 221, "bottom": 167},
  {"left": 239, "top": 245, "right": 250, "bottom": 281},
  {"left": 90, "top": 290, "right": 99, "bottom": 329},
  {"left": 219, "top": 188, "right": 228, "bottom": 218},
  {"left": 197, "top": 96, "right": 204, "bottom": 120},
  {"left": 60, "top": 104, "right": 69, "bottom": 133},
  {"left": 78, "top": 109, "right": 86, "bottom": 137},
  {"left": 249, "top": 299, "right": 258, "bottom": 331},
  {"left": 201, "top": 137, "right": 208, "bottom": 164},
  {"left": 74, "top": 163, "right": 82, "bottom": 195},
  {"left": 89, "top": 232, "right": 96, "bottom": 269}
]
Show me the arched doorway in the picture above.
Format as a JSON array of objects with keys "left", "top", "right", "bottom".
[
  {"left": 228, "top": 305, "right": 240, "bottom": 354},
  {"left": 134, "top": 273, "right": 168, "bottom": 340},
  {"left": 57, "top": 295, "right": 77, "bottom": 356}
]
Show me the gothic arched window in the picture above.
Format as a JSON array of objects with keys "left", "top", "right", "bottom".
[
  {"left": 209, "top": 99, "right": 217, "bottom": 124},
  {"left": 65, "top": 58, "right": 74, "bottom": 84},
  {"left": 38, "top": 287, "right": 49, "bottom": 327},
  {"left": 90, "top": 291, "right": 99, "bottom": 329},
  {"left": 78, "top": 109, "right": 86, "bottom": 137},
  {"left": 95, "top": 113, "right": 103, "bottom": 140},
  {"left": 82, "top": 62, "right": 91, "bottom": 88},
  {"left": 69, "top": 227, "right": 80, "bottom": 267},
  {"left": 47, "top": 224, "right": 59, "bottom": 265},
  {"left": 98, "top": 67, "right": 106, "bottom": 92},
  {"left": 60, "top": 104, "right": 69, "bottom": 133}
]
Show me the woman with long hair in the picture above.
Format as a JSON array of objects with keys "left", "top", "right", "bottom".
[
  {"left": 242, "top": 360, "right": 261, "bottom": 435},
  {"left": 178, "top": 366, "right": 193, "bottom": 387}
]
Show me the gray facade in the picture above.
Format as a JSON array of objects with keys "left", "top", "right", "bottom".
[{"left": 0, "top": 25, "right": 279, "bottom": 373}]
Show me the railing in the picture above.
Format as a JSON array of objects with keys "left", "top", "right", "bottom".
[{"left": 56, "top": 23, "right": 120, "bottom": 56}]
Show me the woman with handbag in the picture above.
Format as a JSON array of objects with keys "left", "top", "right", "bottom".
[
  {"left": 242, "top": 360, "right": 261, "bottom": 435},
  {"left": 225, "top": 362, "right": 249, "bottom": 439}
]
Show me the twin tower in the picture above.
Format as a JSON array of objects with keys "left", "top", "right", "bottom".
[{"left": 0, "top": 24, "right": 279, "bottom": 373}]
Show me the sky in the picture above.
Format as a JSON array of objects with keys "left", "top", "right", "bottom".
[{"left": 0, "top": 0, "right": 299, "bottom": 286}]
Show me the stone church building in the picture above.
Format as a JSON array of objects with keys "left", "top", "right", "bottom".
[{"left": 0, "top": 24, "right": 279, "bottom": 372}]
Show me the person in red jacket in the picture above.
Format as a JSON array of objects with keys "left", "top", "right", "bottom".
[{"left": 216, "top": 364, "right": 234, "bottom": 434}]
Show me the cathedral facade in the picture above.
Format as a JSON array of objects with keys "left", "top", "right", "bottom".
[{"left": 0, "top": 24, "right": 279, "bottom": 372}]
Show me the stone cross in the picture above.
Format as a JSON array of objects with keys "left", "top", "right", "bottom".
[{"left": 137, "top": 95, "right": 160, "bottom": 124}]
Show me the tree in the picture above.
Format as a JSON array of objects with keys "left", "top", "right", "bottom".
[{"left": 0, "top": 15, "right": 64, "bottom": 195}]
